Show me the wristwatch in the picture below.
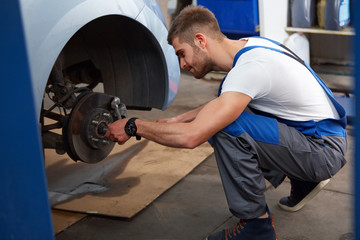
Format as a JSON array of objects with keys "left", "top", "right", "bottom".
[{"left": 124, "top": 117, "right": 141, "bottom": 140}]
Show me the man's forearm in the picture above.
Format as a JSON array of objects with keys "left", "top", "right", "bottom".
[
  {"left": 135, "top": 119, "right": 199, "bottom": 148},
  {"left": 174, "top": 105, "right": 205, "bottom": 122},
  {"left": 157, "top": 105, "right": 205, "bottom": 123}
]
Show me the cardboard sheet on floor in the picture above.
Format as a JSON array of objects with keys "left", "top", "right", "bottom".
[
  {"left": 52, "top": 210, "right": 86, "bottom": 234},
  {"left": 46, "top": 138, "right": 213, "bottom": 218}
]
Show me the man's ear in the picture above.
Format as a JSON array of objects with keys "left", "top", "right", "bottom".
[{"left": 194, "top": 33, "right": 207, "bottom": 49}]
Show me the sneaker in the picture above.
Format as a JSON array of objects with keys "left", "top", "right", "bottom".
[
  {"left": 278, "top": 178, "right": 330, "bottom": 212},
  {"left": 206, "top": 208, "right": 277, "bottom": 240}
]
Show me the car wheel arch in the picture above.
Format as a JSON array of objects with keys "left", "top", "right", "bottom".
[{"left": 53, "top": 14, "right": 169, "bottom": 110}]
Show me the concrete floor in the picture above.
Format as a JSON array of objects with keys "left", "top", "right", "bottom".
[{"left": 55, "top": 71, "right": 355, "bottom": 240}]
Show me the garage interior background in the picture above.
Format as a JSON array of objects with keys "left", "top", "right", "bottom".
[
  {"left": 1, "top": 0, "right": 358, "bottom": 239},
  {"left": 159, "top": 0, "right": 353, "bottom": 66}
]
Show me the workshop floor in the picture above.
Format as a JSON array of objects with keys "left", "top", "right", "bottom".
[{"left": 55, "top": 71, "right": 355, "bottom": 240}]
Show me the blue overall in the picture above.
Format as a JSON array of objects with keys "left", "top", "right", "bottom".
[{"left": 211, "top": 37, "right": 347, "bottom": 219}]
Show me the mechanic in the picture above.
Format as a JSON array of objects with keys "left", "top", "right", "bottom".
[{"left": 106, "top": 5, "right": 347, "bottom": 240}]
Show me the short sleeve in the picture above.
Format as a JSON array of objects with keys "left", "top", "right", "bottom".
[{"left": 221, "top": 54, "right": 271, "bottom": 99}]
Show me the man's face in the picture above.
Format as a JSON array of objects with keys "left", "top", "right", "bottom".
[{"left": 172, "top": 37, "right": 213, "bottom": 79}]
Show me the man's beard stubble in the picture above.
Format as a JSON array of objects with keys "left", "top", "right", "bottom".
[{"left": 191, "top": 46, "right": 214, "bottom": 79}]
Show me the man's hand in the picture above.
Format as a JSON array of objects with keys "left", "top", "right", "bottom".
[{"left": 105, "top": 119, "right": 131, "bottom": 145}]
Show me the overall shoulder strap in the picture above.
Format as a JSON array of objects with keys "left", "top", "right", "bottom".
[{"left": 250, "top": 36, "right": 305, "bottom": 64}]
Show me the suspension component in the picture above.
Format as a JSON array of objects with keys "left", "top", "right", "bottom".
[{"left": 111, "top": 97, "right": 128, "bottom": 120}]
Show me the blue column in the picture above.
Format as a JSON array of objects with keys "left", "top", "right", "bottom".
[
  {"left": 355, "top": 0, "right": 360, "bottom": 239},
  {"left": 0, "top": 0, "right": 54, "bottom": 239}
]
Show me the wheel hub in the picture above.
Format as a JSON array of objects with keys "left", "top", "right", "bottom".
[{"left": 63, "top": 92, "right": 118, "bottom": 163}]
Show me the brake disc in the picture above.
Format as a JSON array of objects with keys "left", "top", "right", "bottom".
[{"left": 63, "top": 92, "right": 116, "bottom": 163}]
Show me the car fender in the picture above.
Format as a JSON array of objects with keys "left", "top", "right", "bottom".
[{"left": 20, "top": 0, "right": 180, "bottom": 119}]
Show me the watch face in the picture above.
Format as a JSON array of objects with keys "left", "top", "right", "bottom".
[
  {"left": 128, "top": 125, "right": 136, "bottom": 135},
  {"left": 125, "top": 118, "right": 137, "bottom": 136}
]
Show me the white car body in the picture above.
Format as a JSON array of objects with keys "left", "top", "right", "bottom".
[{"left": 20, "top": 0, "right": 180, "bottom": 119}]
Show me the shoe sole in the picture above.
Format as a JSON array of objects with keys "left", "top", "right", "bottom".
[{"left": 278, "top": 178, "right": 330, "bottom": 212}]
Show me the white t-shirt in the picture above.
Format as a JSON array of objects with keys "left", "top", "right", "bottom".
[{"left": 221, "top": 38, "right": 340, "bottom": 122}]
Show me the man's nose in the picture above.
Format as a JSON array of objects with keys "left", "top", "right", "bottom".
[{"left": 180, "top": 58, "right": 186, "bottom": 69}]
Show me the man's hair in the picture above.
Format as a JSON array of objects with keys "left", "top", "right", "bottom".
[{"left": 167, "top": 5, "right": 225, "bottom": 46}]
